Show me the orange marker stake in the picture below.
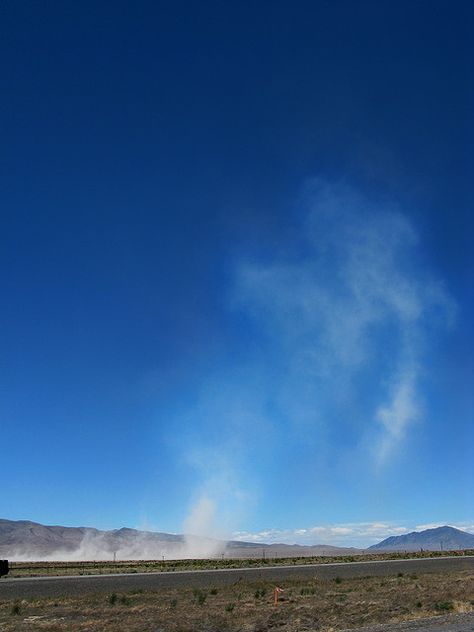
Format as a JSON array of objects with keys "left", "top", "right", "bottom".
[{"left": 274, "top": 586, "right": 284, "bottom": 606}]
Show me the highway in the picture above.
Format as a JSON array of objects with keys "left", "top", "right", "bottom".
[{"left": 1, "top": 555, "right": 472, "bottom": 600}]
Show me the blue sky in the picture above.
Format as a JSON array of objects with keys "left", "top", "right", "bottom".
[{"left": 1, "top": 1, "right": 473, "bottom": 547}]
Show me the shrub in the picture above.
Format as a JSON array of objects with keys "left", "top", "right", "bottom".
[
  {"left": 108, "top": 593, "right": 118, "bottom": 605},
  {"left": 334, "top": 577, "right": 342, "bottom": 584},
  {"left": 10, "top": 601, "right": 21, "bottom": 616},
  {"left": 210, "top": 588, "right": 218, "bottom": 595},
  {"left": 170, "top": 598, "right": 177, "bottom": 609},
  {"left": 192, "top": 589, "right": 207, "bottom": 606},
  {"left": 416, "top": 601, "right": 422, "bottom": 608},
  {"left": 436, "top": 601, "right": 454, "bottom": 611},
  {"left": 225, "top": 602, "right": 235, "bottom": 612},
  {"left": 300, "top": 587, "right": 315, "bottom": 595}
]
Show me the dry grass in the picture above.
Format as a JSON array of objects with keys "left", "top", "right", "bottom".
[{"left": 0, "top": 570, "right": 472, "bottom": 631}]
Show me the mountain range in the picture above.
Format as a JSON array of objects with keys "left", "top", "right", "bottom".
[
  {"left": 369, "top": 526, "right": 474, "bottom": 551},
  {"left": 1, "top": 519, "right": 473, "bottom": 560},
  {"left": 0, "top": 519, "right": 358, "bottom": 561}
]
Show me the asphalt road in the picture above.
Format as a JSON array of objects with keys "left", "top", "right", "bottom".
[
  {"left": 342, "top": 613, "right": 474, "bottom": 632},
  {"left": 0, "top": 556, "right": 472, "bottom": 600}
]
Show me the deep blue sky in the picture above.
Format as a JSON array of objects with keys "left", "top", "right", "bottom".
[{"left": 1, "top": 1, "right": 473, "bottom": 546}]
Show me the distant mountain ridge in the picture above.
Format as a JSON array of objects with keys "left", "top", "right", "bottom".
[
  {"left": 0, "top": 519, "right": 359, "bottom": 561},
  {"left": 0, "top": 519, "right": 184, "bottom": 561},
  {"left": 4, "top": 519, "right": 471, "bottom": 560},
  {"left": 369, "top": 526, "right": 474, "bottom": 551}
]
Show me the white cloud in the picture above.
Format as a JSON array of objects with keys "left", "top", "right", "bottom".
[
  {"left": 330, "top": 527, "right": 353, "bottom": 535},
  {"left": 232, "top": 521, "right": 413, "bottom": 547},
  {"left": 232, "top": 519, "right": 474, "bottom": 548}
]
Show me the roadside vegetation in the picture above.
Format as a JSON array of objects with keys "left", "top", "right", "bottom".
[
  {"left": 0, "top": 570, "right": 472, "bottom": 631},
  {"left": 7, "top": 549, "right": 474, "bottom": 578}
]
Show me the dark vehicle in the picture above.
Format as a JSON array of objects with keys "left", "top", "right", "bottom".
[{"left": 0, "top": 560, "right": 9, "bottom": 577}]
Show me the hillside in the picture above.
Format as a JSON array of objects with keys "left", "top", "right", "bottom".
[
  {"left": 369, "top": 526, "right": 474, "bottom": 551},
  {"left": 0, "top": 519, "right": 184, "bottom": 561},
  {"left": 0, "top": 519, "right": 359, "bottom": 561}
]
